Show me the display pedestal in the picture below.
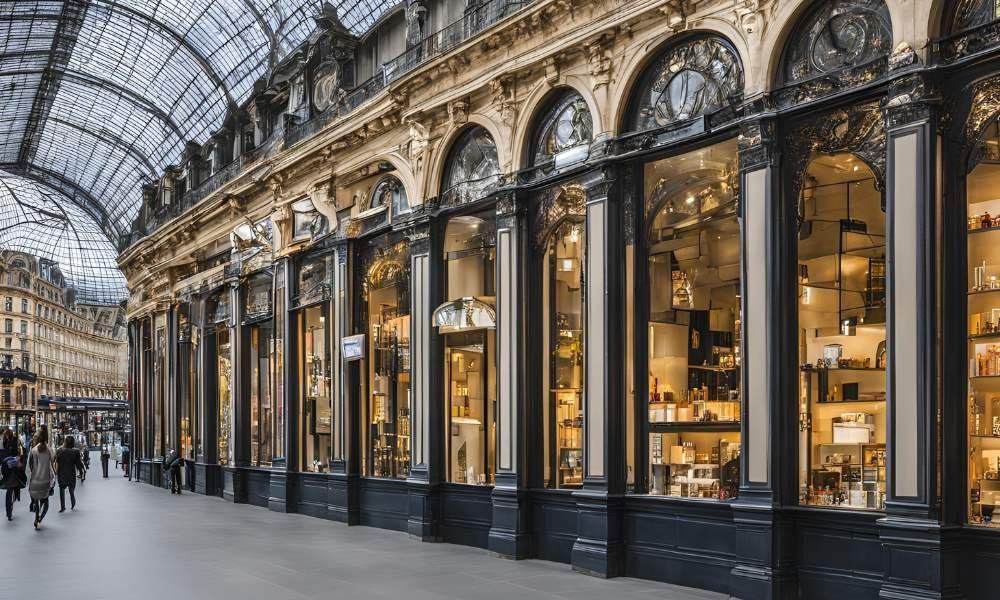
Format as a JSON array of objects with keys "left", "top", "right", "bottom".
[
  {"left": 488, "top": 477, "right": 529, "bottom": 559},
  {"left": 570, "top": 490, "right": 624, "bottom": 578}
]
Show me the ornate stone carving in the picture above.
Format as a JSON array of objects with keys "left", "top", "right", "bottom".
[
  {"left": 448, "top": 98, "right": 469, "bottom": 126},
  {"left": 404, "top": 0, "right": 427, "bottom": 48},
  {"left": 585, "top": 33, "right": 614, "bottom": 91},
  {"left": 738, "top": 118, "right": 777, "bottom": 172},
  {"left": 888, "top": 41, "right": 917, "bottom": 71},
  {"left": 491, "top": 76, "right": 518, "bottom": 127},
  {"left": 966, "top": 74, "right": 1000, "bottom": 146},
  {"left": 787, "top": 100, "right": 886, "bottom": 203}
]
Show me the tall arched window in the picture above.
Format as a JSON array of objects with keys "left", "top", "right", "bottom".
[
  {"left": 529, "top": 90, "right": 593, "bottom": 169},
  {"left": 627, "top": 35, "right": 743, "bottom": 133},
  {"left": 778, "top": 0, "right": 891, "bottom": 86},
  {"left": 442, "top": 126, "right": 500, "bottom": 205}
]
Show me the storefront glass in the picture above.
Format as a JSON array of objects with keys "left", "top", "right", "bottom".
[
  {"left": 217, "top": 326, "right": 233, "bottom": 466},
  {"left": 643, "top": 139, "right": 741, "bottom": 499},
  {"left": 361, "top": 243, "right": 410, "bottom": 479},
  {"left": 299, "top": 305, "right": 330, "bottom": 472},
  {"left": 797, "top": 153, "right": 886, "bottom": 510},
  {"left": 966, "top": 119, "right": 1000, "bottom": 525},
  {"left": 436, "top": 215, "right": 497, "bottom": 485},
  {"left": 542, "top": 213, "right": 585, "bottom": 489},
  {"left": 245, "top": 273, "right": 273, "bottom": 467}
]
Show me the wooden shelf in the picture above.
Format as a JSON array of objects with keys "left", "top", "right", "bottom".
[
  {"left": 816, "top": 399, "right": 886, "bottom": 405},
  {"left": 969, "top": 288, "right": 1000, "bottom": 296},
  {"left": 802, "top": 366, "right": 884, "bottom": 372},
  {"left": 968, "top": 225, "right": 1000, "bottom": 236},
  {"left": 970, "top": 332, "right": 1000, "bottom": 341},
  {"left": 648, "top": 421, "right": 740, "bottom": 433}
]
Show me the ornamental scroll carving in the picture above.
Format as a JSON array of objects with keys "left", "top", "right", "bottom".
[
  {"left": 787, "top": 100, "right": 886, "bottom": 206},
  {"left": 966, "top": 74, "right": 1000, "bottom": 148}
]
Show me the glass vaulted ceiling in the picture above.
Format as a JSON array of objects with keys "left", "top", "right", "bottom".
[{"left": 0, "top": 0, "right": 398, "bottom": 302}]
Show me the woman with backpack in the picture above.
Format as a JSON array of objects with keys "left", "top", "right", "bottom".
[{"left": 26, "top": 428, "right": 55, "bottom": 529}]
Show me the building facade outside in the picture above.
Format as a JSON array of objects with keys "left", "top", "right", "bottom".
[
  {"left": 0, "top": 251, "right": 128, "bottom": 443},
  {"left": 120, "top": 1, "right": 1000, "bottom": 598}
]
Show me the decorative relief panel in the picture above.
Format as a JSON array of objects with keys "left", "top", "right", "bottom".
[
  {"left": 629, "top": 35, "right": 743, "bottom": 133},
  {"left": 787, "top": 100, "right": 886, "bottom": 205},
  {"left": 774, "top": 0, "right": 891, "bottom": 106}
]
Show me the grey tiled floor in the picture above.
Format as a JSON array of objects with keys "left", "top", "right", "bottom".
[{"left": 2, "top": 456, "right": 725, "bottom": 600}]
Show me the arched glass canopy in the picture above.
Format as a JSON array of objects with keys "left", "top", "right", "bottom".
[
  {"left": 0, "top": 0, "right": 400, "bottom": 246},
  {"left": 0, "top": 169, "right": 128, "bottom": 304}
]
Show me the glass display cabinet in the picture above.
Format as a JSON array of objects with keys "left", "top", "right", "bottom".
[
  {"left": 966, "top": 120, "right": 1000, "bottom": 525},
  {"left": 797, "top": 153, "right": 887, "bottom": 510},
  {"left": 543, "top": 218, "right": 585, "bottom": 489},
  {"left": 643, "top": 139, "right": 742, "bottom": 500},
  {"left": 435, "top": 214, "right": 497, "bottom": 486},
  {"left": 362, "top": 242, "right": 411, "bottom": 480}
]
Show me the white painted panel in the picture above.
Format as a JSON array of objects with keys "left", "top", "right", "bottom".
[
  {"left": 586, "top": 200, "right": 605, "bottom": 478},
  {"left": 892, "top": 133, "right": 920, "bottom": 498},
  {"left": 745, "top": 168, "right": 770, "bottom": 484},
  {"left": 412, "top": 252, "right": 431, "bottom": 468},
  {"left": 497, "top": 227, "right": 516, "bottom": 472}
]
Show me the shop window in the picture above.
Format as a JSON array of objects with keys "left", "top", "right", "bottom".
[
  {"left": 643, "top": 139, "right": 741, "bottom": 499},
  {"left": 778, "top": 0, "right": 891, "bottom": 86},
  {"left": 434, "top": 215, "right": 497, "bottom": 485},
  {"left": 361, "top": 242, "right": 411, "bottom": 479},
  {"left": 249, "top": 322, "right": 273, "bottom": 467},
  {"left": 210, "top": 296, "right": 233, "bottom": 467},
  {"left": 441, "top": 126, "right": 500, "bottom": 205},
  {"left": 797, "top": 153, "right": 886, "bottom": 510},
  {"left": 530, "top": 90, "right": 593, "bottom": 169},
  {"left": 966, "top": 119, "right": 1000, "bottom": 525},
  {"left": 950, "top": 0, "right": 1000, "bottom": 34},
  {"left": 538, "top": 188, "right": 586, "bottom": 489},
  {"left": 299, "top": 305, "right": 329, "bottom": 472},
  {"left": 627, "top": 35, "right": 742, "bottom": 133}
]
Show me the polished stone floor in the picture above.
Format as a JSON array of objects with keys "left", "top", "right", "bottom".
[{"left": 1, "top": 455, "right": 725, "bottom": 600}]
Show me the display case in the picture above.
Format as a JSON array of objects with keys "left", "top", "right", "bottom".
[
  {"left": 436, "top": 215, "right": 497, "bottom": 486},
  {"left": 544, "top": 219, "right": 584, "bottom": 488},
  {"left": 966, "top": 120, "right": 1000, "bottom": 525},
  {"left": 643, "top": 139, "right": 742, "bottom": 500},
  {"left": 797, "top": 154, "right": 886, "bottom": 511}
]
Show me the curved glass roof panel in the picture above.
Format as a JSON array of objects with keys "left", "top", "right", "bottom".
[
  {"left": 0, "top": 0, "right": 399, "bottom": 248},
  {"left": 0, "top": 169, "right": 128, "bottom": 304}
]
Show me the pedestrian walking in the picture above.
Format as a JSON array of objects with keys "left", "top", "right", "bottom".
[
  {"left": 55, "top": 436, "right": 84, "bottom": 513},
  {"left": 0, "top": 428, "right": 26, "bottom": 521},
  {"left": 100, "top": 444, "right": 110, "bottom": 478},
  {"left": 26, "top": 428, "right": 55, "bottom": 529},
  {"left": 121, "top": 443, "right": 130, "bottom": 479},
  {"left": 28, "top": 425, "right": 47, "bottom": 514}
]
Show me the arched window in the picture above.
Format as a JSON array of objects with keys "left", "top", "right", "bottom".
[
  {"left": 442, "top": 126, "right": 500, "bottom": 205},
  {"left": 778, "top": 0, "right": 891, "bottom": 86},
  {"left": 529, "top": 90, "right": 593, "bottom": 168},
  {"left": 627, "top": 35, "right": 743, "bottom": 133},
  {"left": 369, "top": 176, "right": 409, "bottom": 218},
  {"left": 949, "top": 0, "right": 1000, "bottom": 34}
]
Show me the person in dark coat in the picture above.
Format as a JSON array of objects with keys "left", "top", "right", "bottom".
[
  {"left": 121, "top": 444, "right": 131, "bottom": 479},
  {"left": 164, "top": 449, "right": 182, "bottom": 494},
  {"left": 100, "top": 444, "right": 110, "bottom": 478},
  {"left": 0, "top": 428, "right": 25, "bottom": 521},
  {"left": 54, "top": 436, "right": 85, "bottom": 512}
]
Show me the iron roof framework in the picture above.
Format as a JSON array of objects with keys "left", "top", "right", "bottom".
[{"left": 0, "top": 0, "right": 399, "bottom": 301}]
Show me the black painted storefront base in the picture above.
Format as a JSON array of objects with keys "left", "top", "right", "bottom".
[{"left": 133, "top": 469, "right": 998, "bottom": 599}]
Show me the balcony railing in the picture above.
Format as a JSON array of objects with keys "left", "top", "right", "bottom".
[{"left": 131, "top": 0, "right": 534, "bottom": 245}]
